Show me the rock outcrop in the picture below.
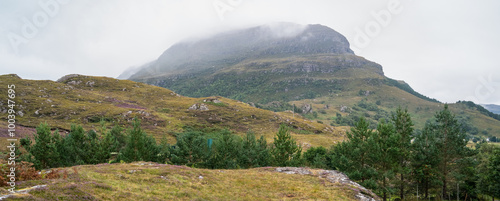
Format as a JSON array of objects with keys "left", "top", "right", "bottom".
[{"left": 275, "top": 167, "right": 381, "bottom": 201}]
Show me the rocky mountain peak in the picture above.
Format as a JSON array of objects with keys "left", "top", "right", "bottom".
[{"left": 129, "top": 23, "right": 354, "bottom": 79}]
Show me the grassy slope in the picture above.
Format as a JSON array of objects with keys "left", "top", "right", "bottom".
[
  {"left": 131, "top": 54, "right": 500, "bottom": 138},
  {"left": 2, "top": 162, "right": 366, "bottom": 200},
  {"left": 0, "top": 74, "right": 342, "bottom": 152},
  {"left": 291, "top": 80, "right": 500, "bottom": 136}
]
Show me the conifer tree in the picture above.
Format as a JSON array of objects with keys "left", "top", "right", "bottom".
[
  {"left": 208, "top": 130, "right": 240, "bottom": 169},
  {"left": 391, "top": 107, "right": 414, "bottom": 199},
  {"left": 412, "top": 122, "right": 440, "bottom": 199},
  {"left": 237, "top": 132, "right": 271, "bottom": 168},
  {"left": 170, "top": 130, "right": 209, "bottom": 166},
  {"left": 157, "top": 137, "right": 170, "bottom": 164},
  {"left": 346, "top": 117, "right": 375, "bottom": 183},
  {"left": 101, "top": 126, "right": 121, "bottom": 160},
  {"left": 239, "top": 131, "right": 259, "bottom": 168},
  {"left": 432, "top": 104, "right": 468, "bottom": 199},
  {"left": 371, "top": 119, "right": 399, "bottom": 201},
  {"left": 477, "top": 144, "right": 500, "bottom": 201},
  {"left": 29, "top": 123, "right": 60, "bottom": 169},
  {"left": 271, "top": 124, "right": 302, "bottom": 167},
  {"left": 303, "top": 146, "right": 328, "bottom": 169},
  {"left": 256, "top": 135, "right": 272, "bottom": 167},
  {"left": 66, "top": 124, "right": 89, "bottom": 165},
  {"left": 120, "top": 118, "right": 160, "bottom": 162}
]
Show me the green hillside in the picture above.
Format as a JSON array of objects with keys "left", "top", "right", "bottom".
[
  {"left": 131, "top": 54, "right": 500, "bottom": 138},
  {"left": 128, "top": 23, "right": 500, "bottom": 139},
  {"left": 0, "top": 74, "right": 343, "bottom": 153}
]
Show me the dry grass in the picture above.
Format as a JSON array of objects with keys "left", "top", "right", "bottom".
[
  {"left": 0, "top": 74, "right": 344, "bottom": 153},
  {"left": 2, "top": 162, "right": 360, "bottom": 200}
]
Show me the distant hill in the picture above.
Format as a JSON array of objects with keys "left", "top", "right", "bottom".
[
  {"left": 0, "top": 74, "right": 342, "bottom": 153},
  {"left": 126, "top": 23, "right": 500, "bottom": 138},
  {"left": 481, "top": 104, "right": 500, "bottom": 114}
]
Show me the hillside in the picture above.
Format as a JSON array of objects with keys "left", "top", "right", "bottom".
[
  {"left": 0, "top": 162, "right": 380, "bottom": 200},
  {"left": 127, "top": 23, "right": 500, "bottom": 138},
  {"left": 481, "top": 104, "right": 500, "bottom": 114},
  {"left": 0, "top": 74, "right": 342, "bottom": 153}
]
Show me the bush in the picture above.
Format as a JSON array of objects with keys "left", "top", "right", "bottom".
[{"left": 303, "top": 146, "right": 328, "bottom": 169}]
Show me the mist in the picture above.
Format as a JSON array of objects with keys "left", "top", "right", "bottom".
[{"left": 0, "top": 0, "right": 499, "bottom": 104}]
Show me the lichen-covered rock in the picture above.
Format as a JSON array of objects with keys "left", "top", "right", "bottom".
[
  {"left": 340, "top": 105, "right": 349, "bottom": 113},
  {"left": 199, "top": 104, "right": 209, "bottom": 111},
  {"left": 203, "top": 97, "right": 221, "bottom": 103},
  {"left": 302, "top": 104, "right": 312, "bottom": 114},
  {"left": 188, "top": 103, "right": 209, "bottom": 111},
  {"left": 276, "top": 167, "right": 312, "bottom": 175},
  {"left": 275, "top": 167, "right": 381, "bottom": 201},
  {"left": 188, "top": 104, "right": 198, "bottom": 110}
]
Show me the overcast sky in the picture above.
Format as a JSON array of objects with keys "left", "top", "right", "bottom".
[{"left": 0, "top": 0, "right": 499, "bottom": 105}]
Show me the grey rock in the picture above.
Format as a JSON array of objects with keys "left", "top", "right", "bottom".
[
  {"left": 188, "top": 104, "right": 198, "bottom": 110},
  {"left": 188, "top": 103, "right": 209, "bottom": 111},
  {"left": 302, "top": 104, "right": 312, "bottom": 114},
  {"left": 199, "top": 104, "right": 209, "bottom": 111},
  {"left": 276, "top": 167, "right": 312, "bottom": 175},
  {"left": 340, "top": 105, "right": 349, "bottom": 113},
  {"left": 275, "top": 167, "right": 381, "bottom": 201}
]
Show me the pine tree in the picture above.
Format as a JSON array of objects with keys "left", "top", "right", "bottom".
[
  {"left": 52, "top": 130, "right": 68, "bottom": 167},
  {"left": 271, "top": 124, "right": 302, "bottom": 167},
  {"left": 256, "top": 135, "right": 271, "bottom": 167},
  {"left": 208, "top": 130, "right": 240, "bottom": 169},
  {"left": 157, "top": 137, "right": 170, "bottom": 164},
  {"left": 66, "top": 124, "right": 89, "bottom": 165},
  {"left": 412, "top": 123, "right": 440, "bottom": 199},
  {"left": 345, "top": 117, "right": 375, "bottom": 183},
  {"left": 432, "top": 104, "right": 468, "bottom": 199},
  {"left": 238, "top": 131, "right": 259, "bottom": 168},
  {"left": 371, "top": 119, "right": 399, "bottom": 201},
  {"left": 391, "top": 107, "right": 414, "bottom": 199},
  {"left": 29, "top": 123, "right": 60, "bottom": 169},
  {"left": 101, "top": 126, "right": 121, "bottom": 161},
  {"left": 170, "top": 130, "right": 209, "bottom": 166},
  {"left": 119, "top": 118, "right": 160, "bottom": 162},
  {"left": 303, "top": 146, "right": 328, "bottom": 169},
  {"left": 86, "top": 130, "right": 102, "bottom": 164},
  {"left": 485, "top": 148, "right": 500, "bottom": 200},
  {"left": 477, "top": 144, "right": 500, "bottom": 201}
]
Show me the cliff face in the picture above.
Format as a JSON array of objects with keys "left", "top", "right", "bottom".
[{"left": 129, "top": 23, "right": 356, "bottom": 79}]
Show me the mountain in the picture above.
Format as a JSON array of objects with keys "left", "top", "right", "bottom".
[
  {"left": 127, "top": 23, "right": 500, "bottom": 138},
  {"left": 127, "top": 22, "right": 354, "bottom": 80},
  {"left": 0, "top": 74, "right": 341, "bottom": 149},
  {"left": 117, "top": 64, "right": 146, "bottom": 80},
  {"left": 481, "top": 104, "right": 500, "bottom": 114}
]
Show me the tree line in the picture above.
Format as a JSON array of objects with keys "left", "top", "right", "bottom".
[
  {"left": 327, "top": 105, "right": 499, "bottom": 201},
  {"left": 16, "top": 104, "right": 500, "bottom": 201},
  {"left": 18, "top": 118, "right": 303, "bottom": 170}
]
